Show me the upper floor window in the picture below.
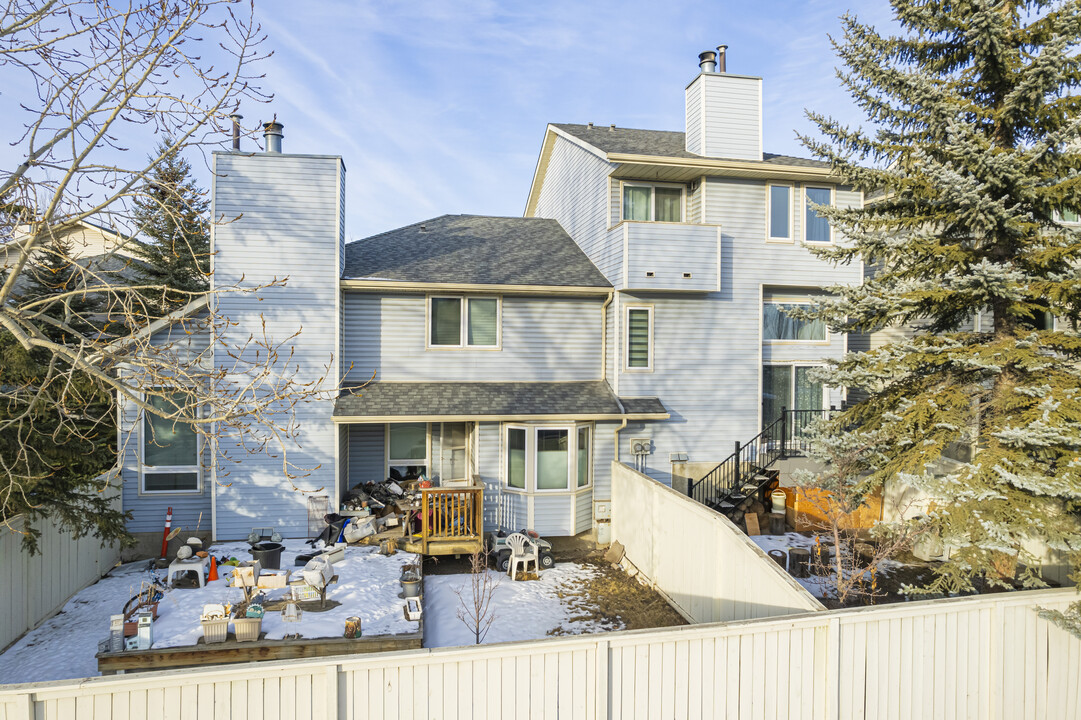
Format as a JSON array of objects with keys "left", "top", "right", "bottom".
[
  {"left": 625, "top": 305, "right": 653, "bottom": 371},
  {"left": 141, "top": 390, "right": 200, "bottom": 493},
  {"left": 429, "top": 296, "right": 500, "bottom": 348},
  {"left": 763, "top": 299, "right": 826, "bottom": 342},
  {"left": 804, "top": 186, "right": 833, "bottom": 243},
  {"left": 623, "top": 183, "right": 683, "bottom": 223},
  {"left": 768, "top": 184, "right": 792, "bottom": 241}
]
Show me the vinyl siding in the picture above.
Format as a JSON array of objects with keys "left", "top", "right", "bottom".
[
  {"left": 533, "top": 135, "right": 620, "bottom": 285},
  {"left": 342, "top": 294, "right": 603, "bottom": 383},
  {"left": 574, "top": 489, "right": 593, "bottom": 534},
  {"left": 685, "top": 74, "right": 762, "bottom": 160},
  {"left": 210, "top": 152, "right": 343, "bottom": 540},
  {"left": 591, "top": 421, "right": 619, "bottom": 500},
  {"left": 533, "top": 495, "right": 573, "bottom": 536},
  {"left": 118, "top": 313, "right": 213, "bottom": 533},
  {"left": 624, "top": 222, "right": 720, "bottom": 291},
  {"left": 347, "top": 424, "right": 385, "bottom": 488}
]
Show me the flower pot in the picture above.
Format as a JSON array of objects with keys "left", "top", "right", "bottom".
[
  {"left": 400, "top": 577, "right": 421, "bottom": 598},
  {"left": 201, "top": 617, "right": 229, "bottom": 644},
  {"left": 233, "top": 616, "right": 263, "bottom": 642}
]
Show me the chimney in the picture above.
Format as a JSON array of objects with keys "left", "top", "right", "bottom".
[
  {"left": 698, "top": 50, "right": 717, "bottom": 74},
  {"left": 263, "top": 119, "right": 284, "bottom": 153},
  {"left": 230, "top": 113, "right": 243, "bottom": 151},
  {"left": 684, "top": 46, "right": 762, "bottom": 160}
]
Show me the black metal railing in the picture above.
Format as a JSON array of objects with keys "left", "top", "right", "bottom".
[{"left": 686, "top": 407, "right": 835, "bottom": 511}]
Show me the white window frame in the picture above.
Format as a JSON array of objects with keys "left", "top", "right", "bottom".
[
  {"left": 1057, "top": 209, "right": 1080, "bottom": 225},
  {"left": 426, "top": 295, "right": 502, "bottom": 350},
  {"left": 385, "top": 422, "right": 431, "bottom": 481},
  {"left": 802, "top": 185, "right": 835, "bottom": 244},
  {"left": 624, "top": 304, "right": 654, "bottom": 372},
  {"left": 621, "top": 181, "right": 686, "bottom": 223},
  {"left": 762, "top": 298, "right": 828, "bottom": 345},
  {"left": 766, "top": 183, "right": 794, "bottom": 242},
  {"left": 436, "top": 421, "right": 471, "bottom": 486},
  {"left": 139, "top": 389, "right": 202, "bottom": 496},
  {"left": 502, "top": 423, "right": 593, "bottom": 494}
]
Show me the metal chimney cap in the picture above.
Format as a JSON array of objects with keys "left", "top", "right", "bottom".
[
  {"left": 262, "top": 119, "right": 284, "bottom": 153},
  {"left": 698, "top": 50, "right": 718, "bottom": 73}
]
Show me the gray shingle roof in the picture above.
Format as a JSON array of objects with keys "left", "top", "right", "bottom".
[
  {"left": 334, "top": 381, "right": 665, "bottom": 419},
  {"left": 343, "top": 215, "right": 610, "bottom": 287},
  {"left": 552, "top": 124, "right": 831, "bottom": 168}
]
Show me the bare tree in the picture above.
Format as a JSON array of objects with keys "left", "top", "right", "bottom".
[
  {"left": 454, "top": 550, "right": 501, "bottom": 645},
  {"left": 0, "top": 1, "right": 336, "bottom": 549}
]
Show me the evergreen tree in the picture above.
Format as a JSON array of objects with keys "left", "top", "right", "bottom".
[
  {"left": 798, "top": 0, "right": 1081, "bottom": 611},
  {"left": 130, "top": 139, "right": 210, "bottom": 315},
  {"left": 0, "top": 234, "right": 129, "bottom": 552}
]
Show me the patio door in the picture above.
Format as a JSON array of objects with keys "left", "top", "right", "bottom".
[
  {"left": 437, "top": 422, "right": 472, "bottom": 486},
  {"left": 762, "top": 365, "right": 826, "bottom": 429}
]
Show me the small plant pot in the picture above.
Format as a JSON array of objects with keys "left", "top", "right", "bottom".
[
  {"left": 233, "top": 616, "right": 263, "bottom": 642},
  {"left": 201, "top": 618, "right": 229, "bottom": 644},
  {"left": 400, "top": 578, "right": 421, "bottom": 598}
]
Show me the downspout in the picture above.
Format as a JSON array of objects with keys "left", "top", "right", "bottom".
[{"left": 600, "top": 290, "right": 613, "bottom": 381}]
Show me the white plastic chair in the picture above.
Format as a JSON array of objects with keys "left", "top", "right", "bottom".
[{"left": 505, "top": 532, "right": 539, "bottom": 580}]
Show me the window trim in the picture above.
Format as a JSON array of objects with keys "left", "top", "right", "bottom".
[
  {"left": 138, "top": 389, "right": 202, "bottom": 496},
  {"left": 620, "top": 181, "right": 686, "bottom": 224},
  {"left": 766, "top": 183, "right": 794, "bottom": 243},
  {"left": 624, "top": 304, "right": 654, "bottom": 372},
  {"left": 802, "top": 185, "right": 835, "bottom": 244},
  {"left": 385, "top": 422, "right": 431, "bottom": 481},
  {"left": 502, "top": 423, "right": 593, "bottom": 494},
  {"left": 762, "top": 298, "right": 829, "bottom": 345},
  {"left": 426, "top": 295, "right": 502, "bottom": 350}
]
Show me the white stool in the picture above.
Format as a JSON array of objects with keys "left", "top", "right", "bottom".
[{"left": 167, "top": 556, "right": 209, "bottom": 588}]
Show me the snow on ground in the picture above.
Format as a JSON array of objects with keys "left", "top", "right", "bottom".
[
  {"left": 423, "top": 562, "right": 619, "bottom": 648},
  {"left": 0, "top": 540, "right": 419, "bottom": 685},
  {"left": 751, "top": 532, "right": 906, "bottom": 600}
]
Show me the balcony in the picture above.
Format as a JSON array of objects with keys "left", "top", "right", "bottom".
[{"left": 617, "top": 221, "right": 720, "bottom": 291}]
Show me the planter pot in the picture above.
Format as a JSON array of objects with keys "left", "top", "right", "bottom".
[
  {"left": 400, "top": 578, "right": 421, "bottom": 598},
  {"left": 201, "top": 618, "right": 229, "bottom": 644},
  {"left": 233, "top": 616, "right": 263, "bottom": 642}
]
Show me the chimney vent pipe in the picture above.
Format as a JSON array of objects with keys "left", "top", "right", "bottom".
[
  {"left": 716, "top": 45, "right": 728, "bottom": 73},
  {"left": 230, "top": 113, "right": 243, "bottom": 151},
  {"left": 263, "top": 119, "right": 284, "bottom": 153},
  {"left": 698, "top": 50, "right": 717, "bottom": 74}
]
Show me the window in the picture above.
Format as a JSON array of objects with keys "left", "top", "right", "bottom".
[
  {"left": 1061, "top": 209, "right": 1079, "bottom": 224},
  {"left": 504, "top": 424, "right": 592, "bottom": 492},
  {"left": 429, "top": 296, "right": 499, "bottom": 348},
  {"left": 763, "top": 301, "right": 826, "bottom": 341},
  {"left": 622, "top": 183, "right": 683, "bottom": 223},
  {"left": 762, "top": 365, "right": 826, "bottom": 428},
  {"left": 436, "top": 422, "right": 469, "bottom": 484},
  {"left": 804, "top": 186, "right": 833, "bottom": 243},
  {"left": 768, "top": 185, "right": 792, "bottom": 240},
  {"left": 625, "top": 306, "right": 653, "bottom": 370},
  {"left": 388, "top": 422, "right": 428, "bottom": 481},
  {"left": 141, "top": 390, "right": 199, "bottom": 493}
]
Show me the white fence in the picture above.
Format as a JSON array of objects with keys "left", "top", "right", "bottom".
[
  {"left": 0, "top": 477, "right": 123, "bottom": 652},
  {"left": 610, "top": 461, "right": 824, "bottom": 623},
  {"left": 1, "top": 587, "right": 1078, "bottom": 719}
]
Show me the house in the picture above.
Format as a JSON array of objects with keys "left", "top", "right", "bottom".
[{"left": 115, "top": 49, "right": 862, "bottom": 546}]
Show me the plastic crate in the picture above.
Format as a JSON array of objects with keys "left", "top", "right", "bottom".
[{"left": 291, "top": 584, "right": 320, "bottom": 602}]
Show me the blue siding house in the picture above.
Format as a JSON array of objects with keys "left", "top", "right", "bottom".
[{"left": 117, "top": 49, "right": 862, "bottom": 542}]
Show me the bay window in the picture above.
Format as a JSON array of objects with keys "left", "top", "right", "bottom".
[
  {"left": 622, "top": 183, "right": 683, "bottom": 223},
  {"left": 504, "top": 424, "right": 592, "bottom": 492},
  {"left": 429, "top": 296, "right": 500, "bottom": 348},
  {"left": 141, "top": 390, "right": 200, "bottom": 493}
]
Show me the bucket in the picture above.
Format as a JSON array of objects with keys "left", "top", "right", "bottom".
[
  {"left": 770, "top": 489, "right": 787, "bottom": 514},
  {"left": 400, "top": 577, "right": 421, "bottom": 598},
  {"left": 249, "top": 541, "right": 284, "bottom": 570}
]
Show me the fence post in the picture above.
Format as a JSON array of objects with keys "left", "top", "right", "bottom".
[
  {"left": 595, "top": 639, "right": 610, "bottom": 720},
  {"left": 324, "top": 664, "right": 340, "bottom": 720},
  {"left": 826, "top": 616, "right": 841, "bottom": 720}
]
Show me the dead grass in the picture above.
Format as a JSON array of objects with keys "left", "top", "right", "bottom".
[{"left": 547, "top": 558, "right": 686, "bottom": 635}]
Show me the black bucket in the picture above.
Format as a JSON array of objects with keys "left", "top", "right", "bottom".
[{"left": 249, "top": 541, "right": 284, "bottom": 570}]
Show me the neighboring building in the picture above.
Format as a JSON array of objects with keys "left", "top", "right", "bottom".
[{"left": 116, "top": 49, "right": 863, "bottom": 543}]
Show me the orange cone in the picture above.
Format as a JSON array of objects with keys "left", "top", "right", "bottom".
[{"left": 207, "top": 556, "right": 218, "bottom": 582}]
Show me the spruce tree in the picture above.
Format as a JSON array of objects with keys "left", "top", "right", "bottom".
[
  {"left": 798, "top": 0, "right": 1081, "bottom": 610},
  {"left": 0, "top": 235, "right": 129, "bottom": 552},
  {"left": 130, "top": 139, "right": 210, "bottom": 315}
]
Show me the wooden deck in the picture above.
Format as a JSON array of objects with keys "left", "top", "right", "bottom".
[
  {"left": 96, "top": 628, "right": 422, "bottom": 675},
  {"left": 356, "top": 482, "right": 485, "bottom": 556}
]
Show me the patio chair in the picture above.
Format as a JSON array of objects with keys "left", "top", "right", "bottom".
[{"left": 505, "top": 532, "right": 539, "bottom": 580}]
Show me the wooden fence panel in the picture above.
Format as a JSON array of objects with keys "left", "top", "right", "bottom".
[{"left": 0, "top": 478, "right": 122, "bottom": 652}]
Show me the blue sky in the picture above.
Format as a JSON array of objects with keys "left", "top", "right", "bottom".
[{"left": 249, "top": 0, "right": 900, "bottom": 239}]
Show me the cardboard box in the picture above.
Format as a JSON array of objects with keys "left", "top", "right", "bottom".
[
  {"left": 257, "top": 570, "right": 288, "bottom": 589},
  {"left": 231, "top": 560, "right": 261, "bottom": 587}
]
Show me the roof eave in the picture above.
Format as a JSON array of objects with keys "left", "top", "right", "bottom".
[
  {"left": 525, "top": 125, "right": 612, "bottom": 217},
  {"left": 332, "top": 412, "right": 670, "bottom": 423},
  {"left": 339, "top": 279, "right": 612, "bottom": 295},
  {"left": 607, "top": 152, "right": 838, "bottom": 181}
]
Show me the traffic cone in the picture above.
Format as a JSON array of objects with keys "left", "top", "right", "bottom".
[{"left": 208, "top": 555, "right": 219, "bottom": 582}]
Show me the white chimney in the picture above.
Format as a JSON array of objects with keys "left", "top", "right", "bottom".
[{"left": 685, "top": 47, "right": 762, "bottom": 160}]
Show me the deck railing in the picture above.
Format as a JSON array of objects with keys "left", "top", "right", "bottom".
[{"left": 419, "top": 482, "right": 483, "bottom": 545}]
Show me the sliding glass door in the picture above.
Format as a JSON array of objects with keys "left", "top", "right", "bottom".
[{"left": 762, "top": 365, "right": 826, "bottom": 429}]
